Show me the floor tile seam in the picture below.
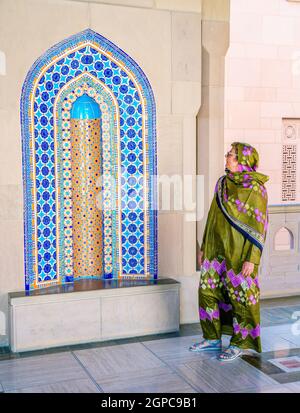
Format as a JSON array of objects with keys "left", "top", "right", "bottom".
[
  {"left": 138, "top": 340, "right": 206, "bottom": 393},
  {"left": 71, "top": 351, "right": 104, "bottom": 393}
]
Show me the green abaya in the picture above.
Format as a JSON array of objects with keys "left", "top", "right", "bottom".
[{"left": 198, "top": 142, "right": 269, "bottom": 353}]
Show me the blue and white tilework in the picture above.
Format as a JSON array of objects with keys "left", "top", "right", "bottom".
[{"left": 20, "top": 29, "right": 157, "bottom": 291}]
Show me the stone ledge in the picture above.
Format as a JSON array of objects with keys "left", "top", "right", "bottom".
[
  {"left": 268, "top": 204, "right": 300, "bottom": 214},
  {"left": 9, "top": 278, "right": 180, "bottom": 353}
]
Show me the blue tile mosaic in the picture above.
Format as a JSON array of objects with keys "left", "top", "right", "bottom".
[{"left": 20, "top": 29, "right": 157, "bottom": 291}]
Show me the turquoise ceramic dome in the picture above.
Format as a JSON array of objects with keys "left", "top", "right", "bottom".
[{"left": 71, "top": 94, "right": 100, "bottom": 119}]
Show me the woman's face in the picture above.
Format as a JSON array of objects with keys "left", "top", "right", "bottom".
[{"left": 225, "top": 146, "right": 239, "bottom": 172}]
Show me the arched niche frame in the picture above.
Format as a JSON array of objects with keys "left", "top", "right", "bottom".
[{"left": 21, "top": 29, "right": 157, "bottom": 291}]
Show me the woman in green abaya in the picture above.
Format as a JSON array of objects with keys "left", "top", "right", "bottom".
[{"left": 189, "top": 142, "right": 269, "bottom": 361}]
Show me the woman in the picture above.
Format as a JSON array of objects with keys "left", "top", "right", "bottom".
[{"left": 190, "top": 142, "right": 269, "bottom": 361}]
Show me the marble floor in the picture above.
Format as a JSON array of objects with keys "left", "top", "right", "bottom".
[{"left": 0, "top": 298, "right": 300, "bottom": 393}]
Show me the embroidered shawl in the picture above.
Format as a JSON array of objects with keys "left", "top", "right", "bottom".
[{"left": 215, "top": 142, "right": 269, "bottom": 252}]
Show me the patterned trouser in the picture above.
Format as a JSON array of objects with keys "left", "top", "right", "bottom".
[{"left": 198, "top": 256, "right": 262, "bottom": 353}]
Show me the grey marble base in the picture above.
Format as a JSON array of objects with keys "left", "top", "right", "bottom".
[{"left": 8, "top": 278, "right": 180, "bottom": 353}]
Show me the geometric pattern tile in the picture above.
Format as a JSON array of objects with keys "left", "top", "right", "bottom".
[
  {"left": 20, "top": 29, "right": 158, "bottom": 290},
  {"left": 282, "top": 144, "right": 297, "bottom": 202}
]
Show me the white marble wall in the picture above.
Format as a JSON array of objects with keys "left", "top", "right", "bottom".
[
  {"left": 0, "top": 0, "right": 202, "bottom": 346},
  {"left": 260, "top": 205, "right": 300, "bottom": 298},
  {"left": 225, "top": 0, "right": 300, "bottom": 204}
]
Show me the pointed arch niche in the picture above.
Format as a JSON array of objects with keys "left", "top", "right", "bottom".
[{"left": 21, "top": 29, "right": 157, "bottom": 291}]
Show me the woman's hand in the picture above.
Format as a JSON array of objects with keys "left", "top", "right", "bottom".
[
  {"left": 197, "top": 250, "right": 204, "bottom": 268},
  {"left": 241, "top": 261, "right": 254, "bottom": 277}
]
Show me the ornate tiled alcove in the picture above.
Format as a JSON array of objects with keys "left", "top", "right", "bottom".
[
  {"left": 9, "top": 29, "right": 179, "bottom": 352},
  {"left": 21, "top": 29, "right": 158, "bottom": 291}
]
